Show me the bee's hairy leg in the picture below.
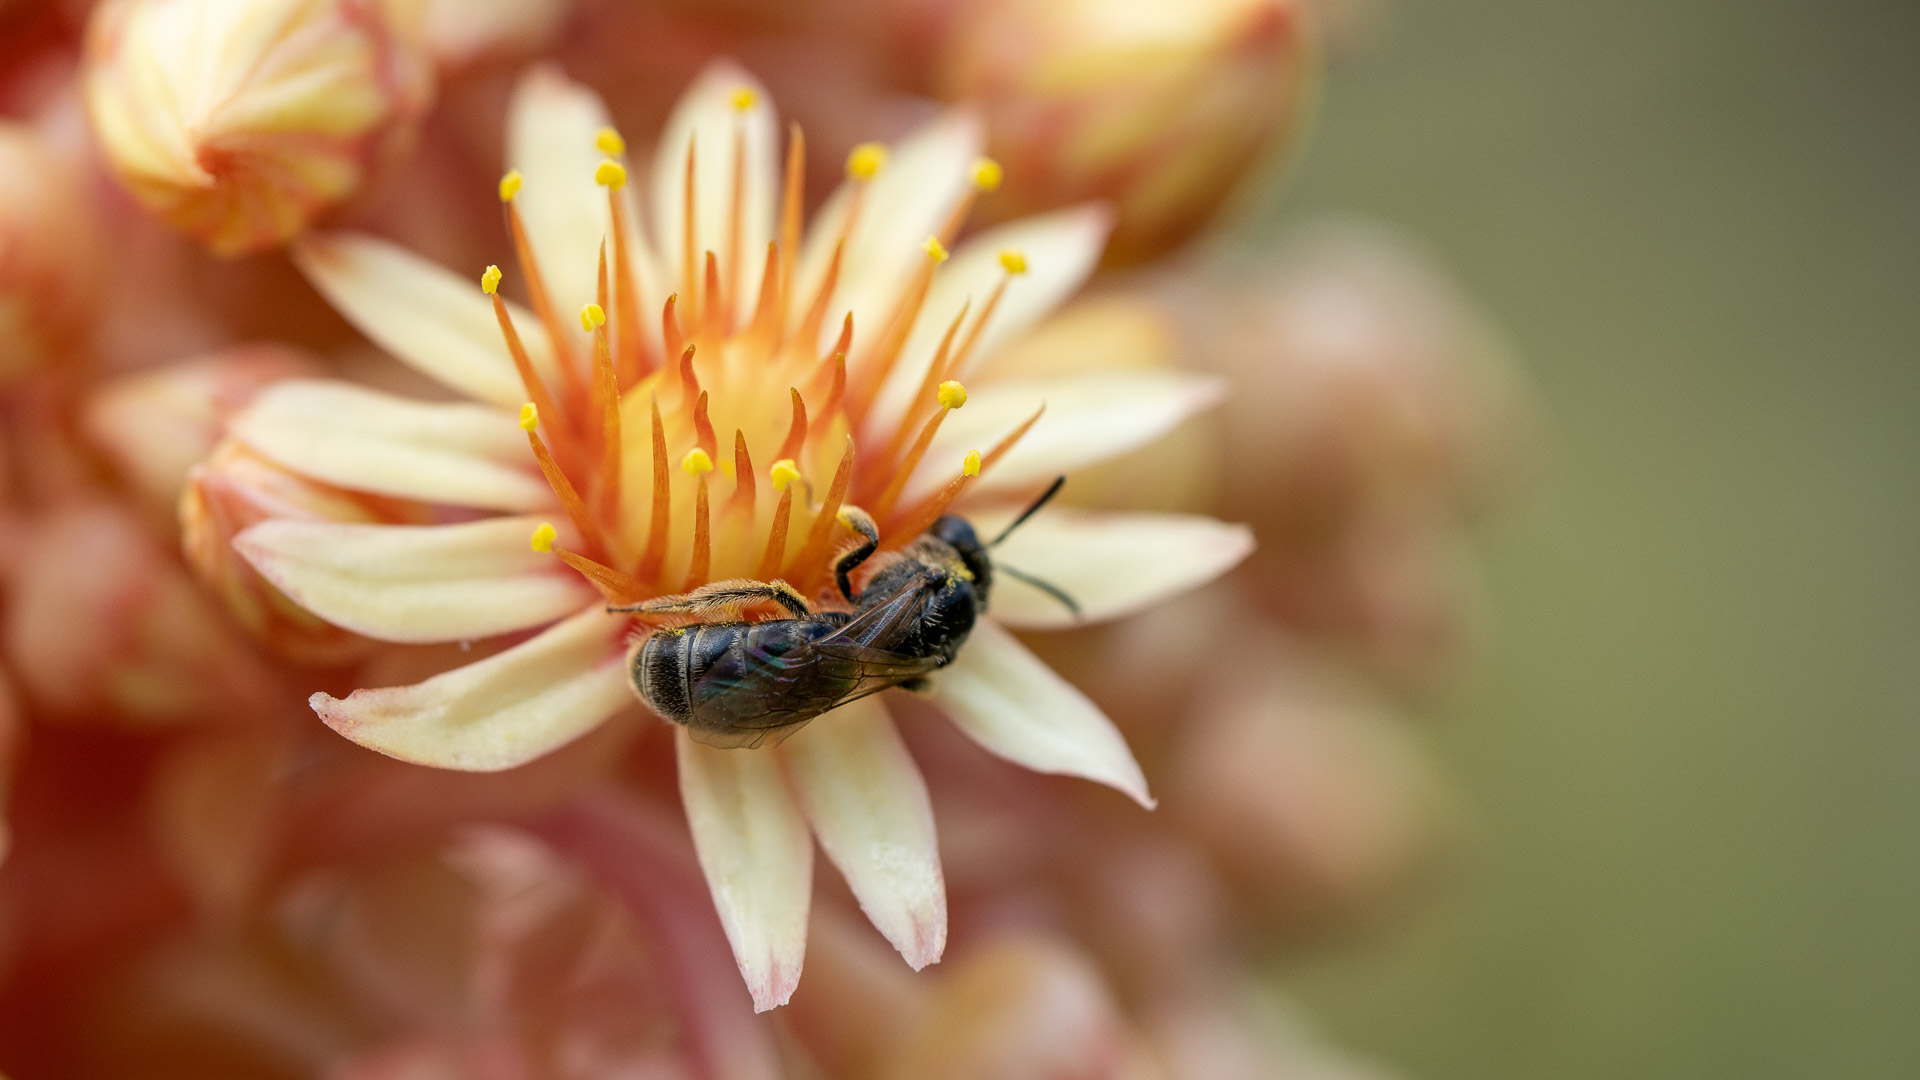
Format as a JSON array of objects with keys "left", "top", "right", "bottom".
[
  {"left": 608, "top": 578, "right": 812, "bottom": 617},
  {"left": 833, "top": 505, "right": 881, "bottom": 602}
]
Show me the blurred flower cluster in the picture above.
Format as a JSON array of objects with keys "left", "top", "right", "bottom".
[{"left": 0, "top": 0, "right": 1527, "bottom": 1076}]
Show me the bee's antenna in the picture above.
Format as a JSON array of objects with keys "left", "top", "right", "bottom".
[
  {"left": 999, "top": 564, "right": 1081, "bottom": 618},
  {"left": 989, "top": 475, "right": 1067, "bottom": 547}
]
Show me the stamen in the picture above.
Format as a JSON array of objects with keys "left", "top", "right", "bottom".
[
  {"left": 769, "top": 459, "right": 802, "bottom": 492},
  {"left": 490, "top": 291, "right": 562, "bottom": 450},
  {"left": 846, "top": 142, "right": 887, "bottom": 181},
  {"left": 519, "top": 403, "right": 538, "bottom": 430},
  {"left": 595, "top": 127, "right": 626, "bottom": 156},
  {"left": 530, "top": 522, "right": 557, "bottom": 553},
  {"left": 778, "top": 124, "right": 805, "bottom": 327},
  {"left": 964, "top": 448, "right": 983, "bottom": 476},
  {"left": 923, "top": 236, "right": 950, "bottom": 263},
  {"left": 787, "top": 437, "right": 855, "bottom": 582},
  {"left": 725, "top": 107, "right": 747, "bottom": 332},
  {"left": 605, "top": 174, "right": 646, "bottom": 382},
  {"left": 757, "top": 483, "right": 793, "bottom": 580},
  {"left": 675, "top": 344, "right": 701, "bottom": 411},
  {"left": 681, "top": 138, "right": 698, "bottom": 315},
  {"left": 692, "top": 390, "right": 718, "bottom": 459},
  {"left": 746, "top": 241, "right": 782, "bottom": 342},
  {"left": 701, "top": 251, "right": 725, "bottom": 340},
  {"left": 684, "top": 449, "right": 713, "bottom": 588},
  {"left": 580, "top": 303, "right": 606, "bottom": 332},
  {"left": 999, "top": 249, "right": 1029, "bottom": 275},
  {"left": 731, "top": 87, "right": 758, "bottom": 112},
  {"left": 503, "top": 173, "right": 576, "bottom": 375},
  {"left": 525, "top": 428, "right": 610, "bottom": 557},
  {"left": 820, "top": 349, "right": 848, "bottom": 421},
  {"left": 847, "top": 238, "right": 943, "bottom": 423},
  {"left": 971, "top": 157, "right": 1003, "bottom": 192},
  {"left": 894, "top": 299, "right": 972, "bottom": 461},
  {"left": 871, "top": 380, "right": 967, "bottom": 523},
  {"left": 498, "top": 171, "right": 523, "bottom": 201},
  {"left": 662, "top": 294, "right": 684, "bottom": 361},
  {"left": 884, "top": 455, "right": 979, "bottom": 549},
  {"left": 947, "top": 266, "right": 1015, "bottom": 381},
  {"left": 556, "top": 548, "right": 648, "bottom": 605},
  {"left": 591, "top": 319, "right": 622, "bottom": 524},
  {"left": 775, "top": 388, "right": 808, "bottom": 462},
  {"left": 937, "top": 157, "right": 1001, "bottom": 243},
  {"left": 796, "top": 239, "right": 844, "bottom": 350},
  {"left": 481, "top": 264, "right": 502, "bottom": 294},
  {"left": 980, "top": 403, "right": 1045, "bottom": 473},
  {"left": 639, "top": 396, "right": 670, "bottom": 582},
  {"left": 594, "top": 159, "right": 627, "bottom": 189},
  {"left": 727, "top": 429, "right": 756, "bottom": 517}
]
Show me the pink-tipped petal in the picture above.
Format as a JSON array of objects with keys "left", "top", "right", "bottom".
[
  {"left": 676, "top": 731, "right": 813, "bottom": 1011},
  {"left": 235, "top": 516, "right": 594, "bottom": 643},
  {"left": 911, "top": 369, "right": 1226, "bottom": 503},
  {"left": 929, "top": 620, "right": 1154, "bottom": 808},
  {"left": 312, "top": 607, "right": 630, "bottom": 771},
  {"left": 230, "top": 380, "right": 549, "bottom": 512},
  {"left": 293, "top": 232, "right": 557, "bottom": 406},
  {"left": 973, "top": 509, "right": 1254, "bottom": 629},
  {"left": 782, "top": 697, "right": 947, "bottom": 969}
]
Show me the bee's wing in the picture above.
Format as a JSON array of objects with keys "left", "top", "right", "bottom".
[
  {"left": 821, "top": 578, "right": 936, "bottom": 652},
  {"left": 684, "top": 629, "right": 941, "bottom": 751}
]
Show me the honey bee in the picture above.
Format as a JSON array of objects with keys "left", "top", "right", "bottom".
[{"left": 616, "top": 478, "right": 1077, "bottom": 748}]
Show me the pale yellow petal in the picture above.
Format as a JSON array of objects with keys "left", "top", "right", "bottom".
[
  {"left": 509, "top": 67, "right": 624, "bottom": 321},
  {"left": 311, "top": 607, "right": 631, "bottom": 771},
  {"left": 972, "top": 510, "right": 1253, "bottom": 629},
  {"left": 292, "top": 231, "right": 556, "bottom": 406},
  {"left": 229, "top": 379, "right": 549, "bottom": 511},
  {"left": 234, "top": 516, "right": 595, "bottom": 643},
  {"left": 911, "top": 370, "right": 1226, "bottom": 502},
  {"left": 781, "top": 697, "right": 945, "bottom": 969},
  {"left": 676, "top": 731, "right": 813, "bottom": 1012},
  {"left": 929, "top": 620, "right": 1153, "bottom": 808},
  {"left": 648, "top": 60, "right": 778, "bottom": 318}
]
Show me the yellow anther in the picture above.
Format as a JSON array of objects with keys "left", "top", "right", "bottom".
[
  {"left": 963, "top": 449, "right": 982, "bottom": 477},
  {"left": 971, "top": 157, "right": 1004, "bottom": 191},
  {"left": 518, "top": 403, "right": 538, "bottom": 431},
  {"left": 937, "top": 380, "right": 969, "bottom": 410},
  {"left": 998, "top": 249, "right": 1029, "bottom": 275},
  {"left": 594, "top": 159, "right": 627, "bottom": 189},
  {"left": 498, "top": 170, "right": 523, "bottom": 202},
  {"left": 770, "top": 458, "right": 802, "bottom": 492},
  {"left": 731, "top": 87, "right": 758, "bottom": 112},
  {"left": 580, "top": 303, "right": 606, "bottom": 332},
  {"left": 923, "top": 236, "right": 950, "bottom": 264},
  {"left": 682, "top": 448, "right": 714, "bottom": 477},
  {"left": 847, "top": 142, "right": 887, "bottom": 181},
  {"left": 595, "top": 127, "right": 625, "bottom": 156},
  {"left": 530, "top": 522, "right": 557, "bottom": 553},
  {"left": 481, "top": 264, "right": 502, "bottom": 294}
]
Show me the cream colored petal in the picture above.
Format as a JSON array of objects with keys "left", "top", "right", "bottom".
[
  {"left": 648, "top": 60, "right": 778, "bottom": 321},
  {"left": 781, "top": 697, "right": 945, "bottom": 970},
  {"left": 234, "top": 516, "right": 595, "bottom": 643},
  {"left": 676, "top": 732, "right": 813, "bottom": 1012},
  {"left": 229, "top": 379, "right": 549, "bottom": 511},
  {"left": 510, "top": 67, "right": 620, "bottom": 321},
  {"left": 872, "top": 205, "right": 1113, "bottom": 430},
  {"left": 929, "top": 620, "right": 1153, "bottom": 808},
  {"left": 794, "top": 111, "right": 983, "bottom": 354},
  {"left": 311, "top": 607, "right": 631, "bottom": 771},
  {"left": 909, "top": 370, "right": 1226, "bottom": 502},
  {"left": 292, "top": 232, "right": 556, "bottom": 407},
  {"left": 971, "top": 510, "right": 1253, "bottom": 629}
]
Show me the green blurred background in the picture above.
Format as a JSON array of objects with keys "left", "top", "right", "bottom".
[{"left": 1262, "top": 2, "right": 1920, "bottom": 1077}]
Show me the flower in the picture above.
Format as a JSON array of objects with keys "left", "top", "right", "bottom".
[
  {"left": 83, "top": 0, "right": 435, "bottom": 256},
  {"left": 203, "top": 61, "right": 1251, "bottom": 1009},
  {"left": 0, "top": 121, "right": 99, "bottom": 381}
]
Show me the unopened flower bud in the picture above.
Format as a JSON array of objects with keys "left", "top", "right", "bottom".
[
  {"left": 0, "top": 123, "right": 100, "bottom": 381},
  {"left": 0, "top": 673, "right": 20, "bottom": 866},
  {"left": 83, "top": 0, "right": 435, "bottom": 256},
  {"left": 81, "top": 345, "right": 320, "bottom": 519},
  {"left": 3, "top": 501, "right": 279, "bottom": 727},
  {"left": 181, "top": 438, "right": 425, "bottom": 664},
  {"left": 939, "top": 0, "right": 1313, "bottom": 263}
]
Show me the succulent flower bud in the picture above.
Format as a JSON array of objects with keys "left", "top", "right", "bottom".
[
  {"left": 181, "top": 438, "right": 426, "bottom": 664},
  {"left": 0, "top": 122, "right": 100, "bottom": 381},
  {"left": 0, "top": 672, "right": 20, "bottom": 866},
  {"left": 939, "top": 0, "right": 1313, "bottom": 264},
  {"left": 83, "top": 0, "right": 435, "bottom": 256},
  {"left": 3, "top": 501, "right": 279, "bottom": 727},
  {"left": 81, "top": 345, "right": 320, "bottom": 518}
]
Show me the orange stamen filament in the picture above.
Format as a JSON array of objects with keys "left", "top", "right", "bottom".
[
  {"left": 693, "top": 391, "right": 718, "bottom": 458},
  {"left": 777, "top": 125, "right": 805, "bottom": 326},
  {"left": 491, "top": 294, "right": 564, "bottom": 446},
  {"left": 608, "top": 187, "right": 646, "bottom": 382},
  {"left": 526, "top": 430, "right": 610, "bottom": 559},
  {"left": 757, "top": 488, "right": 792, "bottom": 580},
  {"left": 686, "top": 475, "right": 711, "bottom": 589},
  {"left": 871, "top": 404, "right": 954, "bottom": 524},
  {"left": 556, "top": 548, "right": 648, "bottom": 605},
  {"left": 775, "top": 388, "right": 809, "bottom": 462},
  {"left": 727, "top": 430, "right": 757, "bottom": 518},
  {"left": 787, "top": 437, "right": 855, "bottom": 583},
  {"left": 507, "top": 200, "right": 577, "bottom": 373},
  {"left": 639, "top": 396, "right": 670, "bottom": 582}
]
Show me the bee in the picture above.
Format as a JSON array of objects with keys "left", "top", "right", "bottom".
[{"left": 615, "top": 477, "right": 1078, "bottom": 749}]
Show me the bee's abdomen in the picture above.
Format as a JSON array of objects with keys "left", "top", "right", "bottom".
[{"left": 634, "top": 624, "right": 741, "bottom": 724}]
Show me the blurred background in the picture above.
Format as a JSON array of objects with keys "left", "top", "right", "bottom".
[{"left": 1261, "top": 2, "right": 1920, "bottom": 1078}]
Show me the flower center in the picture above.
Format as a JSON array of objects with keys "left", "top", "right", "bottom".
[{"left": 486, "top": 100, "right": 1033, "bottom": 615}]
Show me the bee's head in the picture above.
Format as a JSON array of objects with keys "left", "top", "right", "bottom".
[{"left": 930, "top": 514, "right": 992, "bottom": 600}]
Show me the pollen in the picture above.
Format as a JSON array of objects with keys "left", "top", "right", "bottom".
[
  {"left": 530, "top": 522, "right": 557, "bottom": 553},
  {"left": 937, "top": 380, "right": 969, "bottom": 410},
  {"left": 594, "top": 159, "right": 627, "bottom": 189},
  {"left": 923, "top": 236, "right": 950, "bottom": 263},
  {"left": 481, "top": 264, "right": 502, "bottom": 294},
  {"left": 580, "top": 303, "right": 606, "bottom": 332},
  {"left": 963, "top": 449, "right": 982, "bottom": 477},
  {"left": 731, "top": 87, "right": 758, "bottom": 112},
  {"left": 998, "top": 249, "right": 1029, "bottom": 275},
  {"left": 682, "top": 448, "right": 714, "bottom": 476},
  {"left": 518, "top": 402, "right": 539, "bottom": 431},
  {"left": 595, "top": 127, "right": 625, "bottom": 156},
  {"left": 498, "top": 171, "right": 523, "bottom": 202},
  {"left": 847, "top": 142, "right": 888, "bottom": 181},
  {"left": 770, "top": 458, "right": 802, "bottom": 492},
  {"left": 971, "top": 157, "right": 1004, "bottom": 191}
]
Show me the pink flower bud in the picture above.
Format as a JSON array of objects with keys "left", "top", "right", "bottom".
[
  {"left": 939, "top": 0, "right": 1313, "bottom": 263},
  {"left": 0, "top": 121, "right": 100, "bottom": 381},
  {"left": 83, "top": 0, "right": 435, "bottom": 256}
]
